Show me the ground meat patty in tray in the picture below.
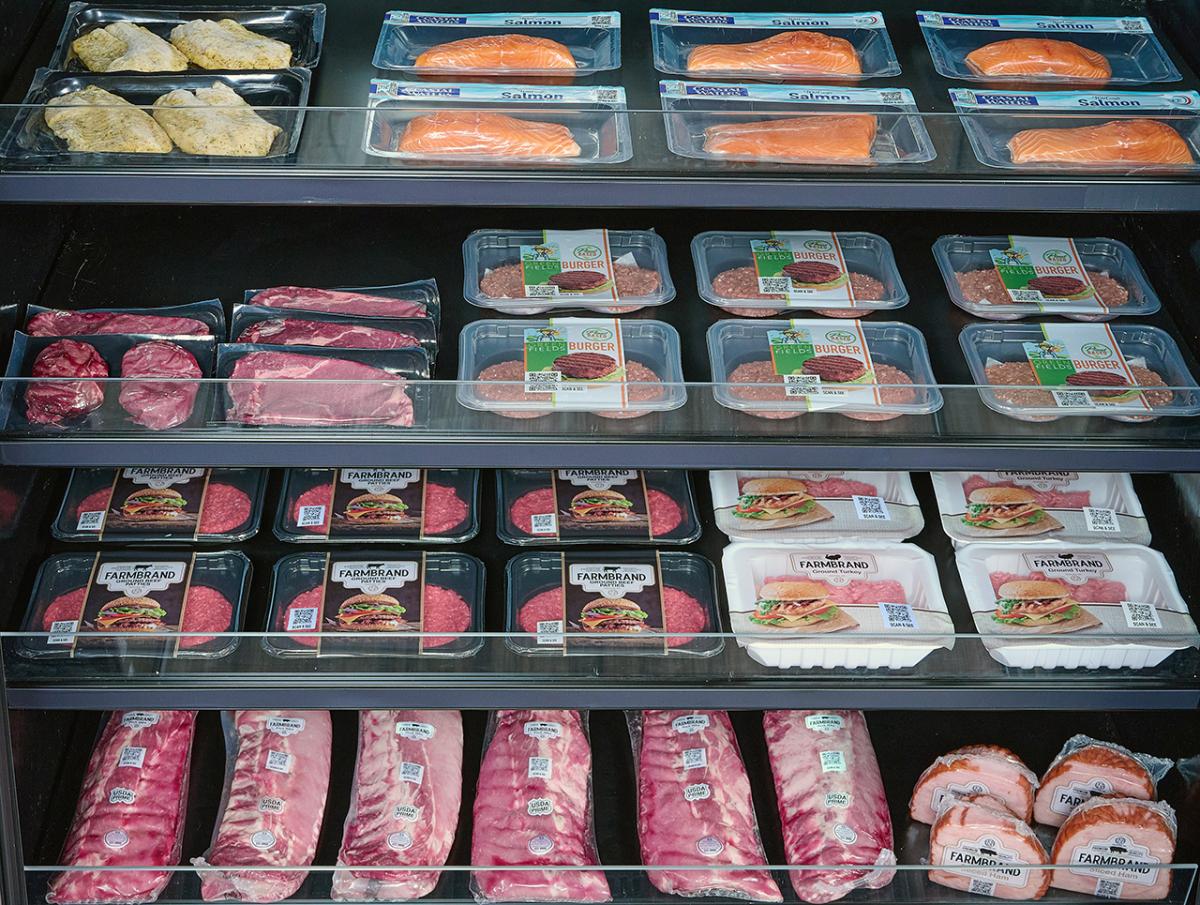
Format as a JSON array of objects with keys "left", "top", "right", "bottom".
[
  {"left": 280, "top": 583, "right": 470, "bottom": 649},
  {"left": 956, "top": 269, "right": 1130, "bottom": 308},
  {"left": 476, "top": 359, "right": 663, "bottom": 419},
  {"left": 75, "top": 481, "right": 253, "bottom": 537},
  {"left": 984, "top": 361, "right": 1172, "bottom": 419},
  {"left": 517, "top": 585, "right": 707, "bottom": 647},
  {"left": 710, "top": 265, "right": 884, "bottom": 317},
  {"left": 595, "top": 360, "right": 664, "bottom": 420},
  {"left": 508, "top": 486, "right": 684, "bottom": 536},
  {"left": 290, "top": 481, "right": 469, "bottom": 536},
  {"left": 727, "top": 359, "right": 915, "bottom": 421},
  {"left": 480, "top": 263, "right": 662, "bottom": 315},
  {"left": 40, "top": 584, "right": 234, "bottom": 649}
]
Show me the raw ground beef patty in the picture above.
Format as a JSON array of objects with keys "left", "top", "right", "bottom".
[
  {"left": 279, "top": 583, "right": 471, "bottom": 648},
  {"left": 476, "top": 359, "right": 664, "bottom": 419},
  {"left": 40, "top": 585, "right": 234, "bottom": 649},
  {"left": 710, "top": 266, "right": 885, "bottom": 317},
  {"left": 480, "top": 262, "right": 662, "bottom": 314},
  {"left": 984, "top": 361, "right": 1172, "bottom": 412},
  {"left": 289, "top": 481, "right": 469, "bottom": 535},
  {"left": 955, "top": 269, "right": 1130, "bottom": 307},
  {"left": 75, "top": 481, "right": 253, "bottom": 536},
  {"left": 727, "top": 359, "right": 915, "bottom": 421},
  {"left": 507, "top": 486, "right": 683, "bottom": 536},
  {"left": 517, "top": 585, "right": 708, "bottom": 647}
]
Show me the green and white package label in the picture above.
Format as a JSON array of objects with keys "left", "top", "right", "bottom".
[
  {"left": 523, "top": 317, "right": 628, "bottom": 408},
  {"left": 988, "top": 236, "right": 1103, "bottom": 312},
  {"left": 767, "top": 319, "right": 878, "bottom": 411},
  {"left": 519, "top": 230, "right": 619, "bottom": 301},
  {"left": 751, "top": 231, "right": 857, "bottom": 305},
  {"left": 1020, "top": 324, "right": 1149, "bottom": 411}
]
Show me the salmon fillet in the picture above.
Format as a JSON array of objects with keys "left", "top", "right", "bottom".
[
  {"left": 703, "top": 113, "right": 877, "bottom": 162},
  {"left": 965, "top": 38, "right": 1111, "bottom": 80},
  {"left": 688, "top": 30, "right": 862, "bottom": 75},
  {"left": 398, "top": 111, "right": 581, "bottom": 157},
  {"left": 414, "top": 34, "right": 576, "bottom": 70},
  {"left": 1008, "top": 119, "right": 1193, "bottom": 166}
]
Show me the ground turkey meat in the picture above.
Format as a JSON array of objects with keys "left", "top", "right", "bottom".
[
  {"left": 710, "top": 265, "right": 884, "bottom": 318},
  {"left": 728, "top": 359, "right": 915, "bottom": 421},
  {"left": 507, "top": 486, "right": 683, "bottom": 536},
  {"left": 956, "top": 269, "right": 1130, "bottom": 309},
  {"left": 480, "top": 262, "right": 661, "bottom": 314},
  {"left": 517, "top": 585, "right": 708, "bottom": 647},
  {"left": 985, "top": 361, "right": 1172, "bottom": 417}
]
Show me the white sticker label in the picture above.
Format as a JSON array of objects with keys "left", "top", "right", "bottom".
[
  {"left": 108, "top": 788, "right": 136, "bottom": 805},
  {"left": 258, "top": 797, "right": 285, "bottom": 814},
  {"left": 387, "top": 831, "right": 414, "bottom": 852},
  {"left": 1049, "top": 779, "right": 1113, "bottom": 816},
  {"left": 878, "top": 602, "right": 918, "bottom": 629},
  {"left": 286, "top": 607, "right": 319, "bottom": 631},
  {"left": 267, "top": 716, "right": 306, "bottom": 737},
  {"left": 528, "top": 834, "right": 555, "bottom": 855},
  {"left": 834, "top": 824, "right": 859, "bottom": 845},
  {"left": 524, "top": 721, "right": 563, "bottom": 739},
  {"left": 249, "top": 830, "right": 276, "bottom": 851},
  {"left": 1121, "top": 601, "right": 1162, "bottom": 629},
  {"left": 1067, "top": 835, "right": 1158, "bottom": 886},
  {"left": 682, "top": 747, "right": 708, "bottom": 770},
  {"left": 537, "top": 619, "right": 564, "bottom": 646},
  {"left": 102, "top": 830, "right": 129, "bottom": 850},
  {"left": 684, "top": 783, "right": 712, "bottom": 802},
  {"left": 941, "top": 834, "right": 1030, "bottom": 889},
  {"left": 1083, "top": 507, "right": 1120, "bottom": 533},
  {"left": 825, "top": 791, "right": 852, "bottom": 809},
  {"left": 568, "top": 562, "right": 656, "bottom": 598},
  {"left": 76, "top": 510, "right": 106, "bottom": 532},
  {"left": 528, "top": 756, "right": 552, "bottom": 780},
  {"left": 397, "top": 721, "right": 435, "bottom": 741},
  {"left": 120, "top": 712, "right": 160, "bottom": 729},
  {"left": 400, "top": 762, "right": 425, "bottom": 785},
  {"left": 49, "top": 619, "right": 80, "bottom": 645},
  {"left": 530, "top": 513, "right": 558, "bottom": 535},
  {"left": 931, "top": 781, "right": 991, "bottom": 814},
  {"left": 804, "top": 714, "right": 845, "bottom": 734},
  {"left": 394, "top": 804, "right": 419, "bottom": 822},
  {"left": 95, "top": 561, "right": 186, "bottom": 599},
  {"left": 341, "top": 468, "right": 420, "bottom": 494},
  {"left": 118, "top": 747, "right": 146, "bottom": 769},
  {"left": 853, "top": 495, "right": 891, "bottom": 521},
  {"left": 331, "top": 560, "right": 418, "bottom": 595},
  {"left": 696, "top": 835, "right": 725, "bottom": 857},
  {"left": 527, "top": 797, "right": 554, "bottom": 816},
  {"left": 671, "top": 714, "right": 711, "bottom": 734},
  {"left": 820, "top": 750, "right": 847, "bottom": 773},
  {"left": 265, "top": 750, "right": 293, "bottom": 774},
  {"left": 296, "top": 504, "right": 327, "bottom": 528}
]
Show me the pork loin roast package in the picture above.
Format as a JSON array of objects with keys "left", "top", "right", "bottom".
[
  {"left": 932, "top": 471, "right": 1149, "bottom": 547},
  {"left": 193, "top": 710, "right": 333, "bottom": 903},
  {"left": 244, "top": 279, "right": 441, "bottom": 327},
  {"left": 1050, "top": 797, "right": 1178, "bottom": 900},
  {"left": 470, "top": 709, "right": 611, "bottom": 904},
  {"left": 334, "top": 710, "right": 464, "bottom": 902},
  {"left": 231, "top": 305, "right": 439, "bottom": 361},
  {"left": 47, "top": 710, "right": 197, "bottom": 905},
  {"left": 498, "top": 468, "right": 699, "bottom": 546},
  {"left": 276, "top": 468, "right": 479, "bottom": 544},
  {"left": 54, "top": 467, "right": 267, "bottom": 543},
  {"left": 709, "top": 469, "right": 922, "bottom": 543},
  {"left": 629, "top": 709, "right": 781, "bottom": 901},
  {"left": 909, "top": 743, "right": 1039, "bottom": 825},
  {"left": 26, "top": 299, "right": 226, "bottom": 337},
  {"left": 264, "top": 550, "right": 484, "bottom": 658},
  {"left": 1033, "top": 734, "right": 1172, "bottom": 828},
  {"left": 955, "top": 543, "right": 1200, "bottom": 669},
  {"left": 762, "top": 710, "right": 895, "bottom": 904},
  {"left": 507, "top": 550, "right": 722, "bottom": 658},
  {"left": 721, "top": 542, "right": 954, "bottom": 669},
  {"left": 20, "top": 549, "right": 250, "bottom": 660}
]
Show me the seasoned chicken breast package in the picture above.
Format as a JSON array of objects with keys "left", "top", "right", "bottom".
[
  {"left": 170, "top": 19, "right": 292, "bottom": 70},
  {"left": 72, "top": 22, "right": 188, "bottom": 72},
  {"left": 151, "top": 82, "right": 281, "bottom": 157},
  {"left": 44, "top": 85, "right": 173, "bottom": 153}
]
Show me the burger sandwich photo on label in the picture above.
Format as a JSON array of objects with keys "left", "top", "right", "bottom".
[
  {"left": 335, "top": 593, "right": 410, "bottom": 632},
  {"left": 732, "top": 477, "right": 832, "bottom": 529},
  {"left": 121, "top": 488, "right": 189, "bottom": 522},
  {"left": 962, "top": 487, "right": 1063, "bottom": 537},
  {"left": 343, "top": 492, "right": 409, "bottom": 524},
  {"left": 570, "top": 489, "right": 635, "bottom": 523},
  {"left": 749, "top": 581, "right": 859, "bottom": 633},
  {"left": 579, "top": 597, "right": 650, "bottom": 634},
  {"left": 991, "top": 580, "right": 1102, "bottom": 634},
  {"left": 95, "top": 596, "right": 168, "bottom": 632}
]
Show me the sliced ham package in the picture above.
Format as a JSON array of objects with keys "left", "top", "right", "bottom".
[
  {"left": 471, "top": 709, "right": 611, "bottom": 904},
  {"left": 1033, "top": 734, "right": 1172, "bottom": 828},
  {"left": 928, "top": 794, "right": 1051, "bottom": 900},
  {"left": 629, "top": 710, "right": 781, "bottom": 901},
  {"left": 193, "top": 710, "right": 332, "bottom": 903},
  {"left": 910, "top": 744, "right": 1039, "bottom": 825},
  {"left": 47, "top": 711, "right": 197, "bottom": 905},
  {"left": 762, "top": 710, "right": 896, "bottom": 904},
  {"left": 1051, "top": 797, "right": 1178, "bottom": 900},
  {"left": 334, "top": 710, "right": 464, "bottom": 901}
]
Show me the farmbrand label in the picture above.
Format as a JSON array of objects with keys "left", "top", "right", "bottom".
[
  {"left": 1021, "top": 324, "right": 1150, "bottom": 412},
  {"left": 77, "top": 469, "right": 213, "bottom": 539},
  {"left": 520, "top": 230, "right": 619, "bottom": 301},
  {"left": 941, "top": 834, "right": 1031, "bottom": 889},
  {"left": 525, "top": 470, "right": 654, "bottom": 540},
  {"left": 751, "top": 231, "right": 858, "bottom": 305},
  {"left": 523, "top": 317, "right": 627, "bottom": 409},
  {"left": 308, "top": 468, "right": 430, "bottom": 539},
  {"left": 1066, "top": 835, "right": 1159, "bottom": 886},
  {"left": 787, "top": 551, "right": 879, "bottom": 585},
  {"left": 767, "top": 319, "right": 879, "bottom": 411},
  {"left": 989, "top": 236, "right": 1104, "bottom": 312}
]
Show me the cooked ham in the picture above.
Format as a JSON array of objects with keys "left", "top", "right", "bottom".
[
  {"left": 910, "top": 744, "right": 1038, "bottom": 824},
  {"left": 930, "top": 795, "right": 1050, "bottom": 900},
  {"left": 1034, "top": 736, "right": 1170, "bottom": 828},
  {"left": 1051, "top": 798, "right": 1177, "bottom": 900}
]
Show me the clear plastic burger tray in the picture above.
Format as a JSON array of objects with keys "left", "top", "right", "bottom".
[
  {"left": 955, "top": 543, "right": 1200, "bottom": 671},
  {"left": 721, "top": 541, "right": 954, "bottom": 670}
]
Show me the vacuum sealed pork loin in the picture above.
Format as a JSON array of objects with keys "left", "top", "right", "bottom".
[
  {"left": 762, "top": 710, "right": 895, "bottom": 904},
  {"left": 909, "top": 744, "right": 1038, "bottom": 824},
  {"left": 193, "top": 710, "right": 332, "bottom": 903},
  {"left": 47, "top": 711, "right": 197, "bottom": 905},
  {"left": 929, "top": 794, "right": 1050, "bottom": 900},
  {"left": 631, "top": 710, "right": 781, "bottom": 901},
  {"left": 1050, "top": 797, "right": 1178, "bottom": 900},
  {"left": 334, "top": 710, "right": 464, "bottom": 901},
  {"left": 471, "top": 710, "right": 611, "bottom": 903},
  {"left": 1033, "top": 734, "right": 1172, "bottom": 828}
]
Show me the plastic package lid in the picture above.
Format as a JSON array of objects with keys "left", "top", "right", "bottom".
[
  {"left": 650, "top": 9, "right": 901, "bottom": 81},
  {"left": 54, "top": 467, "right": 268, "bottom": 543},
  {"left": 506, "top": 549, "right": 723, "bottom": 657},
  {"left": 721, "top": 541, "right": 955, "bottom": 670},
  {"left": 497, "top": 468, "right": 700, "bottom": 545},
  {"left": 25, "top": 299, "right": 226, "bottom": 337},
  {"left": 243, "top": 279, "right": 441, "bottom": 326},
  {"left": 274, "top": 468, "right": 479, "bottom": 544},
  {"left": 932, "top": 235, "right": 1161, "bottom": 322},
  {"left": 916, "top": 12, "right": 1181, "bottom": 85},
  {"left": 231, "top": 304, "right": 439, "bottom": 360},
  {"left": 930, "top": 471, "right": 1150, "bottom": 548},
  {"left": 709, "top": 469, "right": 922, "bottom": 543},
  {"left": 19, "top": 549, "right": 251, "bottom": 660},
  {"left": 464, "top": 228, "right": 675, "bottom": 314},
  {"left": 263, "top": 550, "right": 485, "bottom": 658},
  {"left": 372, "top": 11, "right": 621, "bottom": 75},
  {"left": 954, "top": 542, "right": 1200, "bottom": 671}
]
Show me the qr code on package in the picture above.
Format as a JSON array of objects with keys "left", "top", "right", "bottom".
[
  {"left": 1051, "top": 389, "right": 1096, "bottom": 409},
  {"left": 1095, "top": 880, "right": 1124, "bottom": 899},
  {"left": 759, "top": 277, "right": 791, "bottom": 293}
]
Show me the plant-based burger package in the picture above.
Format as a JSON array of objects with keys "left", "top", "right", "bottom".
[
  {"left": 955, "top": 543, "right": 1199, "bottom": 670},
  {"left": 20, "top": 550, "right": 250, "bottom": 660},
  {"left": 264, "top": 551, "right": 484, "bottom": 658},
  {"left": 932, "top": 471, "right": 1149, "bottom": 547},
  {"left": 55, "top": 467, "right": 267, "bottom": 543},
  {"left": 722, "top": 542, "right": 954, "bottom": 669},
  {"left": 507, "top": 550, "right": 722, "bottom": 657},
  {"left": 277, "top": 468, "right": 478, "bottom": 544},
  {"left": 710, "top": 470, "right": 921, "bottom": 543},
  {"left": 499, "top": 469, "right": 699, "bottom": 545}
]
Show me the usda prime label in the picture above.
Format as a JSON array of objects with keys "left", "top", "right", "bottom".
[
  {"left": 989, "top": 237, "right": 1103, "bottom": 312},
  {"left": 751, "top": 232, "right": 856, "bottom": 304},
  {"left": 520, "top": 230, "right": 618, "bottom": 301}
]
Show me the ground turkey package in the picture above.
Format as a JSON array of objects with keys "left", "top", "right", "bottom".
[
  {"left": 631, "top": 710, "right": 781, "bottom": 901},
  {"left": 193, "top": 710, "right": 333, "bottom": 903},
  {"left": 471, "top": 710, "right": 611, "bottom": 904},
  {"left": 47, "top": 710, "right": 197, "bottom": 905}
]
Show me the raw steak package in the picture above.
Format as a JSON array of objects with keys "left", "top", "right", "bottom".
[
  {"left": 231, "top": 304, "right": 438, "bottom": 361},
  {"left": 1050, "top": 797, "right": 1178, "bottom": 900},
  {"left": 498, "top": 468, "right": 699, "bottom": 545},
  {"left": 470, "top": 710, "right": 611, "bottom": 903},
  {"left": 955, "top": 543, "right": 1200, "bottom": 670},
  {"left": 710, "top": 469, "right": 922, "bottom": 543},
  {"left": 629, "top": 710, "right": 781, "bottom": 901},
  {"left": 931, "top": 471, "right": 1149, "bottom": 547},
  {"left": 1033, "top": 734, "right": 1172, "bottom": 828},
  {"left": 46, "top": 710, "right": 197, "bottom": 905},
  {"left": 275, "top": 468, "right": 479, "bottom": 544},
  {"left": 762, "top": 710, "right": 895, "bottom": 904},
  {"left": 506, "top": 550, "right": 722, "bottom": 658},
  {"left": 192, "top": 710, "right": 333, "bottom": 903},
  {"left": 333, "top": 710, "right": 464, "bottom": 901},
  {"left": 722, "top": 542, "right": 954, "bottom": 669},
  {"left": 244, "top": 279, "right": 441, "bottom": 327},
  {"left": 20, "top": 549, "right": 250, "bottom": 660},
  {"left": 54, "top": 467, "right": 267, "bottom": 543},
  {"left": 25, "top": 299, "right": 225, "bottom": 337},
  {"left": 264, "top": 551, "right": 485, "bottom": 658}
]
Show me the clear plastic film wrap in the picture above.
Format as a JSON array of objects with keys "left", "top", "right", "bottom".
[{"left": 1033, "top": 734, "right": 1173, "bottom": 827}]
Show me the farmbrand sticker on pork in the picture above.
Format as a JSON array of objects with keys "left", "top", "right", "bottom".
[
  {"left": 1021, "top": 324, "right": 1149, "bottom": 412},
  {"left": 941, "top": 835, "right": 1033, "bottom": 890},
  {"left": 767, "top": 320, "right": 879, "bottom": 411},
  {"left": 523, "top": 318, "right": 628, "bottom": 409},
  {"left": 78, "top": 468, "right": 213, "bottom": 538},
  {"left": 520, "top": 230, "right": 619, "bottom": 301},
  {"left": 751, "top": 232, "right": 858, "bottom": 305},
  {"left": 530, "top": 470, "right": 654, "bottom": 540},
  {"left": 989, "top": 237, "right": 1105, "bottom": 312}
]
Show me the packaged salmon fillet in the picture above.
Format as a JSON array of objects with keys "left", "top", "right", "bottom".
[
  {"left": 373, "top": 11, "right": 620, "bottom": 75},
  {"left": 950, "top": 89, "right": 1200, "bottom": 171},
  {"left": 661, "top": 81, "right": 934, "bottom": 165},
  {"left": 650, "top": 10, "right": 900, "bottom": 81},
  {"left": 365, "top": 81, "right": 631, "bottom": 165},
  {"left": 917, "top": 12, "right": 1181, "bottom": 85}
]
